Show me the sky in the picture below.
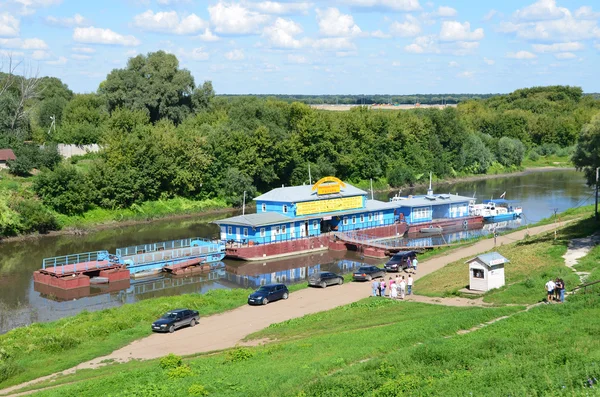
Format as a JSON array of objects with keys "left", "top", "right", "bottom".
[{"left": 1, "top": 0, "right": 600, "bottom": 95}]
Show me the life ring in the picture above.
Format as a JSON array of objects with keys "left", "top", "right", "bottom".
[
  {"left": 463, "top": 220, "right": 468, "bottom": 227},
  {"left": 428, "top": 225, "right": 433, "bottom": 229}
]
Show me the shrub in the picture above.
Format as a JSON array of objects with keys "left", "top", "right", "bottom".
[
  {"left": 11, "top": 198, "right": 59, "bottom": 234},
  {"left": 159, "top": 353, "right": 183, "bottom": 370},
  {"left": 0, "top": 360, "right": 22, "bottom": 384},
  {"left": 497, "top": 137, "right": 526, "bottom": 166},
  {"left": 34, "top": 165, "right": 93, "bottom": 215},
  {"left": 167, "top": 364, "right": 193, "bottom": 379},
  {"left": 224, "top": 346, "right": 254, "bottom": 363},
  {"left": 387, "top": 164, "right": 416, "bottom": 188},
  {"left": 188, "top": 384, "right": 209, "bottom": 396},
  {"left": 528, "top": 151, "right": 540, "bottom": 161}
]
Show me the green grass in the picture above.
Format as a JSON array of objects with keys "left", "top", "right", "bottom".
[
  {"left": 574, "top": 244, "right": 600, "bottom": 273},
  {"left": 522, "top": 153, "right": 573, "bottom": 168}
]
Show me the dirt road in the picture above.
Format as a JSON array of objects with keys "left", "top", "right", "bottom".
[{"left": 0, "top": 221, "right": 565, "bottom": 396}]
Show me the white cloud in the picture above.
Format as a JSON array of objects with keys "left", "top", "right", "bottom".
[
  {"left": 287, "top": 54, "right": 308, "bottom": 63},
  {"left": 31, "top": 50, "right": 50, "bottom": 60},
  {"left": 263, "top": 17, "right": 307, "bottom": 48},
  {"left": 513, "top": 0, "right": 569, "bottom": 21},
  {"left": 483, "top": 9, "right": 498, "bottom": 21},
  {"left": 341, "top": 0, "right": 421, "bottom": 12},
  {"left": 197, "top": 28, "right": 219, "bottom": 42},
  {"left": 483, "top": 57, "right": 495, "bottom": 65},
  {"left": 248, "top": 1, "right": 312, "bottom": 15},
  {"left": 554, "top": 52, "right": 576, "bottom": 59},
  {"left": 574, "top": 6, "right": 600, "bottom": 20},
  {"left": 0, "top": 37, "right": 48, "bottom": 49},
  {"left": 312, "top": 37, "right": 356, "bottom": 50},
  {"left": 499, "top": 17, "right": 600, "bottom": 41},
  {"left": 73, "top": 27, "right": 140, "bottom": 46},
  {"left": 209, "top": 2, "right": 270, "bottom": 34},
  {"left": 13, "top": 0, "right": 62, "bottom": 16},
  {"left": 45, "top": 13, "right": 88, "bottom": 27},
  {"left": 133, "top": 10, "right": 207, "bottom": 35},
  {"left": 225, "top": 49, "right": 245, "bottom": 60},
  {"left": 390, "top": 15, "right": 421, "bottom": 37},
  {"left": 448, "top": 60, "right": 459, "bottom": 67},
  {"left": 506, "top": 50, "right": 537, "bottom": 59},
  {"left": 125, "top": 49, "right": 138, "bottom": 57},
  {"left": 404, "top": 35, "right": 438, "bottom": 53},
  {"left": 439, "top": 21, "right": 484, "bottom": 41},
  {"left": 371, "top": 30, "right": 391, "bottom": 39},
  {"left": 72, "top": 46, "right": 95, "bottom": 53},
  {"left": 434, "top": 6, "right": 457, "bottom": 17},
  {"left": 71, "top": 54, "right": 91, "bottom": 60},
  {"left": 0, "top": 13, "right": 20, "bottom": 37},
  {"left": 336, "top": 51, "right": 357, "bottom": 57},
  {"left": 532, "top": 41, "right": 584, "bottom": 52},
  {"left": 46, "top": 56, "right": 68, "bottom": 65},
  {"left": 316, "top": 8, "right": 361, "bottom": 37},
  {"left": 404, "top": 43, "right": 424, "bottom": 53},
  {"left": 457, "top": 70, "right": 474, "bottom": 78}
]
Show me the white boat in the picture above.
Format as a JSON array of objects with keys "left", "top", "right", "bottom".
[{"left": 470, "top": 197, "right": 522, "bottom": 222}]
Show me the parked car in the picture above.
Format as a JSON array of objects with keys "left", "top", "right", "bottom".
[
  {"left": 152, "top": 308, "right": 199, "bottom": 333},
  {"left": 384, "top": 251, "right": 417, "bottom": 272},
  {"left": 248, "top": 284, "right": 289, "bottom": 305},
  {"left": 352, "top": 266, "right": 385, "bottom": 281},
  {"left": 308, "top": 272, "right": 344, "bottom": 288}
]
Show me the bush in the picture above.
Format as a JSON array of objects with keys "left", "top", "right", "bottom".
[
  {"left": 167, "top": 364, "right": 193, "bottom": 379},
  {"left": 387, "top": 164, "right": 416, "bottom": 188},
  {"left": 11, "top": 198, "right": 59, "bottom": 234},
  {"left": 497, "top": 137, "right": 526, "bottom": 166},
  {"left": 188, "top": 384, "right": 209, "bottom": 396},
  {"left": 224, "top": 346, "right": 254, "bottom": 363},
  {"left": 159, "top": 353, "right": 183, "bottom": 370},
  {"left": 528, "top": 151, "right": 540, "bottom": 161},
  {"left": 34, "top": 165, "right": 93, "bottom": 215}
]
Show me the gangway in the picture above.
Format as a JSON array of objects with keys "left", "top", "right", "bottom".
[{"left": 41, "top": 250, "right": 122, "bottom": 276}]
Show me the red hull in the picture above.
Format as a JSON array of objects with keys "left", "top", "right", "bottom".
[{"left": 406, "top": 216, "right": 484, "bottom": 234}]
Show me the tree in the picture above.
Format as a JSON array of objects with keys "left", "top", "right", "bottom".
[
  {"left": 34, "top": 165, "right": 93, "bottom": 215},
  {"left": 56, "top": 93, "right": 108, "bottom": 144},
  {"left": 100, "top": 51, "right": 195, "bottom": 124},
  {"left": 496, "top": 137, "right": 526, "bottom": 167},
  {"left": 573, "top": 113, "right": 600, "bottom": 186},
  {"left": 219, "top": 167, "right": 256, "bottom": 207},
  {"left": 192, "top": 81, "right": 215, "bottom": 111},
  {"left": 459, "top": 134, "right": 495, "bottom": 174}
]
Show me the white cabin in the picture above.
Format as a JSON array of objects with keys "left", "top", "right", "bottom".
[{"left": 466, "top": 252, "right": 509, "bottom": 292}]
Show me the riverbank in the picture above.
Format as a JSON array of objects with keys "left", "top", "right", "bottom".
[{"left": 2, "top": 210, "right": 598, "bottom": 396}]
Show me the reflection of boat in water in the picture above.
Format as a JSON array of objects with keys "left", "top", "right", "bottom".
[
  {"left": 482, "top": 218, "right": 522, "bottom": 231},
  {"left": 34, "top": 279, "right": 131, "bottom": 302},
  {"left": 420, "top": 226, "right": 443, "bottom": 234},
  {"left": 89, "top": 277, "right": 109, "bottom": 285}
]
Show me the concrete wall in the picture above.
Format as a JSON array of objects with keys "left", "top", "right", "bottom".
[{"left": 57, "top": 144, "right": 100, "bottom": 158}]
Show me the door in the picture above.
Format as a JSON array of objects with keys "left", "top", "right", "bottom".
[
  {"left": 291, "top": 224, "right": 295, "bottom": 239},
  {"left": 304, "top": 221, "right": 309, "bottom": 237},
  {"left": 236, "top": 227, "right": 241, "bottom": 241},
  {"left": 379, "top": 212, "right": 384, "bottom": 225},
  {"left": 220, "top": 227, "right": 226, "bottom": 241},
  {"left": 271, "top": 227, "right": 276, "bottom": 242},
  {"left": 300, "top": 222, "right": 305, "bottom": 237}
]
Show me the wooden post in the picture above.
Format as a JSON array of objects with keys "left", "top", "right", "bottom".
[{"left": 595, "top": 167, "right": 599, "bottom": 221}]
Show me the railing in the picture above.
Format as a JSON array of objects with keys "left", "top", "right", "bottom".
[
  {"left": 571, "top": 280, "right": 600, "bottom": 294},
  {"left": 42, "top": 250, "right": 111, "bottom": 269},
  {"left": 116, "top": 237, "right": 220, "bottom": 257},
  {"left": 121, "top": 244, "right": 224, "bottom": 266}
]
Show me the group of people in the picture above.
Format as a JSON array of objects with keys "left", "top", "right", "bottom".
[
  {"left": 545, "top": 278, "right": 566, "bottom": 303},
  {"left": 372, "top": 275, "right": 413, "bottom": 300}
]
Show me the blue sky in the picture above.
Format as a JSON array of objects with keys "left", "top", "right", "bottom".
[{"left": 1, "top": 0, "right": 600, "bottom": 94}]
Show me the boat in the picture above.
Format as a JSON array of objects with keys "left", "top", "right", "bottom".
[
  {"left": 479, "top": 199, "right": 523, "bottom": 222},
  {"left": 420, "top": 226, "right": 443, "bottom": 234},
  {"left": 89, "top": 276, "right": 109, "bottom": 284}
]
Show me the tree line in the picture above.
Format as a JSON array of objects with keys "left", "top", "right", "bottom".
[{"left": 0, "top": 51, "right": 599, "bottom": 237}]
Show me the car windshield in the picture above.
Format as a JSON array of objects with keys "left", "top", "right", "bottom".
[
  {"left": 257, "top": 286, "right": 271, "bottom": 292},
  {"left": 161, "top": 312, "right": 177, "bottom": 319},
  {"left": 357, "top": 267, "right": 370, "bottom": 272}
]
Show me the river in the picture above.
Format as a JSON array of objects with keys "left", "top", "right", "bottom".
[{"left": 0, "top": 169, "right": 593, "bottom": 333}]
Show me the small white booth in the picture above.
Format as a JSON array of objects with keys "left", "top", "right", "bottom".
[{"left": 466, "top": 252, "right": 508, "bottom": 292}]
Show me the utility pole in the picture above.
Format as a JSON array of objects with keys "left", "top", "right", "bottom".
[
  {"left": 242, "top": 191, "right": 246, "bottom": 215},
  {"left": 308, "top": 163, "right": 312, "bottom": 185},
  {"left": 553, "top": 208, "right": 558, "bottom": 240},
  {"left": 596, "top": 167, "right": 599, "bottom": 221}
]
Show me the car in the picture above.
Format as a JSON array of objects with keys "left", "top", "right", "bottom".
[
  {"left": 352, "top": 265, "right": 385, "bottom": 281},
  {"left": 152, "top": 308, "right": 199, "bottom": 333},
  {"left": 384, "top": 251, "right": 417, "bottom": 272},
  {"left": 308, "top": 272, "right": 344, "bottom": 288},
  {"left": 248, "top": 284, "right": 289, "bottom": 305}
]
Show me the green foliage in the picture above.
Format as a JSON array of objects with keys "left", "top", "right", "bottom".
[
  {"left": 188, "top": 384, "right": 209, "bottom": 396},
  {"left": 573, "top": 112, "right": 600, "bottom": 186},
  {"left": 219, "top": 167, "right": 256, "bottom": 207},
  {"left": 159, "top": 354, "right": 183, "bottom": 370},
  {"left": 11, "top": 197, "right": 59, "bottom": 234},
  {"left": 528, "top": 150, "right": 540, "bottom": 161},
  {"left": 497, "top": 136, "right": 526, "bottom": 166},
  {"left": 55, "top": 94, "right": 108, "bottom": 144},
  {"left": 34, "top": 164, "right": 92, "bottom": 215},
  {"left": 459, "top": 133, "right": 495, "bottom": 174},
  {"left": 166, "top": 364, "right": 193, "bottom": 379},
  {"left": 224, "top": 347, "right": 254, "bottom": 363},
  {"left": 7, "top": 143, "right": 61, "bottom": 176}
]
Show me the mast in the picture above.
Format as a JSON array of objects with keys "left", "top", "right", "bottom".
[
  {"left": 427, "top": 172, "right": 433, "bottom": 196},
  {"left": 308, "top": 163, "right": 312, "bottom": 185},
  {"left": 370, "top": 178, "right": 374, "bottom": 200},
  {"left": 242, "top": 191, "right": 246, "bottom": 215}
]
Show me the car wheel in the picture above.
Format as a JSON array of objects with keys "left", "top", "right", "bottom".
[
  {"left": 262, "top": 297, "right": 269, "bottom": 305},
  {"left": 168, "top": 325, "right": 175, "bottom": 333},
  {"left": 190, "top": 319, "right": 196, "bottom": 327},
  {"left": 338, "top": 278, "right": 344, "bottom": 285},
  {"left": 283, "top": 292, "right": 289, "bottom": 300},
  {"left": 366, "top": 275, "right": 372, "bottom": 281},
  {"left": 320, "top": 281, "right": 327, "bottom": 288}
]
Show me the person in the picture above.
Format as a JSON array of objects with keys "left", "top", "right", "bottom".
[
  {"left": 371, "top": 279, "right": 379, "bottom": 297},
  {"left": 399, "top": 276, "right": 406, "bottom": 300},
  {"left": 390, "top": 280, "right": 398, "bottom": 299},
  {"left": 380, "top": 279, "right": 387, "bottom": 297},
  {"left": 557, "top": 278, "right": 565, "bottom": 303},
  {"left": 554, "top": 278, "right": 561, "bottom": 302},
  {"left": 545, "top": 279, "right": 556, "bottom": 303},
  {"left": 407, "top": 275, "right": 413, "bottom": 295},
  {"left": 412, "top": 256, "right": 418, "bottom": 274}
]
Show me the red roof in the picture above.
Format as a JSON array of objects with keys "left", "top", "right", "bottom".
[{"left": 0, "top": 149, "right": 16, "bottom": 161}]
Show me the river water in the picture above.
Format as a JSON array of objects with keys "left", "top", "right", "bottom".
[{"left": 0, "top": 169, "right": 593, "bottom": 333}]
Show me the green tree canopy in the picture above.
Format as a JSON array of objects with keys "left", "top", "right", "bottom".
[{"left": 573, "top": 113, "right": 600, "bottom": 186}]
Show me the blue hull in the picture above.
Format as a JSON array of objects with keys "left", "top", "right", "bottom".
[
  {"left": 127, "top": 252, "right": 226, "bottom": 274},
  {"left": 484, "top": 213, "right": 519, "bottom": 222}
]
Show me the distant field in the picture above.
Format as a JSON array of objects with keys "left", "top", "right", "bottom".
[{"left": 311, "top": 104, "right": 458, "bottom": 111}]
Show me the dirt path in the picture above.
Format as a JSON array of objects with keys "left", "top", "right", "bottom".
[
  {"left": 562, "top": 232, "right": 599, "bottom": 283},
  {"left": 0, "top": 221, "right": 566, "bottom": 396}
]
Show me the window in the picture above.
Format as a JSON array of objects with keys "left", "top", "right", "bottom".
[
  {"left": 368, "top": 213, "right": 373, "bottom": 222},
  {"left": 472, "top": 269, "right": 484, "bottom": 279},
  {"left": 275, "top": 226, "right": 280, "bottom": 235},
  {"left": 261, "top": 203, "right": 266, "bottom": 212},
  {"left": 413, "top": 207, "right": 432, "bottom": 220},
  {"left": 283, "top": 205, "right": 288, "bottom": 214},
  {"left": 313, "top": 220, "right": 318, "bottom": 230},
  {"left": 360, "top": 214, "right": 364, "bottom": 223},
  {"left": 343, "top": 217, "right": 348, "bottom": 225},
  {"left": 227, "top": 226, "right": 232, "bottom": 235},
  {"left": 243, "top": 228, "right": 248, "bottom": 237},
  {"left": 260, "top": 228, "right": 266, "bottom": 237},
  {"left": 374, "top": 212, "right": 379, "bottom": 221},
  {"left": 282, "top": 225, "right": 287, "bottom": 234},
  {"left": 352, "top": 215, "right": 356, "bottom": 224}
]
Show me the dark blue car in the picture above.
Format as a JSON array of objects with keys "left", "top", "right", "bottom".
[{"left": 248, "top": 284, "right": 289, "bottom": 305}]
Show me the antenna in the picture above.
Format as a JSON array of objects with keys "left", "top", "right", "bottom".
[
  {"left": 427, "top": 172, "right": 433, "bottom": 196},
  {"left": 47, "top": 115, "right": 56, "bottom": 136},
  {"left": 370, "top": 178, "right": 374, "bottom": 200},
  {"left": 242, "top": 191, "right": 246, "bottom": 215},
  {"left": 308, "top": 163, "right": 312, "bottom": 185}
]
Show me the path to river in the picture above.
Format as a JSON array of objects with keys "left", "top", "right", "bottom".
[{"left": 0, "top": 221, "right": 568, "bottom": 397}]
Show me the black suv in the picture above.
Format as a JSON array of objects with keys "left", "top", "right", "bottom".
[
  {"left": 352, "top": 266, "right": 385, "bottom": 281},
  {"left": 152, "top": 309, "right": 199, "bottom": 333},
  {"left": 308, "top": 272, "right": 344, "bottom": 288},
  {"left": 384, "top": 251, "right": 417, "bottom": 272},
  {"left": 248, "top": 284, "right": 289, "bottom": 305}
]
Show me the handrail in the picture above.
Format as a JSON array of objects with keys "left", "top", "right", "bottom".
[
  {"left": 571, "top": 279, "right": 600, "bottom": 293},
  {"left": 116, "top": 237, "right": 221, "bottom": 257}
]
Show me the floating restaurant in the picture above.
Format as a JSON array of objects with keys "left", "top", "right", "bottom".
[{"left": 214, "top": 176, "right": 483, "bottom": 261}]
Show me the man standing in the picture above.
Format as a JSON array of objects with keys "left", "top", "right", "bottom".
[
  {"left": 371, "top": 279, "right": 379, "bottom": 297},
  {"left": 412, "top": 256, "right": 418, "bottom": 274},
  {"left": 545, "top": 279, "right": 556, "bottom": 303},
  {"left": 407, "top": 274, "right": 413, "bottom": 295}
]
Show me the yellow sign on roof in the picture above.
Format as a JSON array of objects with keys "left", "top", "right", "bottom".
[{"left": 312, "top": 176, "right": 345, "bottom": 195}]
